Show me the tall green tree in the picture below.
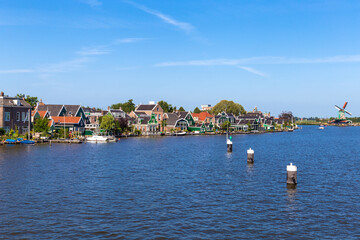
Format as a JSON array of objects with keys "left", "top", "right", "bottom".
[
  {"left": 100, "top": 115, "right": 115, "bottom": 133},
  {"left": 193, "top": 107, "right": 201, "bottom": 113},
  {"left": 16, "top": 93, "right": 39, "bottom": 109},
  {"left": 178, "top": 106, "right": 185, "bottom": 112},
  {"left": 111, "top": 99, "right": 135, "bottom": 113},
  {"left": 211, "top": 100, "right": 246, "bottom": 116},
  {"left": 158, "top": 100, "right": 170, "bottom": 112},
  {"left": 169, "top": 105, "right": 175, "bottom": 112},
  {"left": 221, "top": 121, "right": 231, "bottom": 130},
  {"left": 34, "top": 118, "right": 50, "bottom": 133}
]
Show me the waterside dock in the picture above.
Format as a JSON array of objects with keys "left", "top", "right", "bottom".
[{"left": 50, "top": 139, "right": 83, "bottom": 144}]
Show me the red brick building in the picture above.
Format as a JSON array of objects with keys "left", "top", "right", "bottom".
[{"left": 0, "top": 92, "right": 32, "bottom": 134}]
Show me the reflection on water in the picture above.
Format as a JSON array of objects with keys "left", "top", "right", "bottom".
[
  {"left": 286, "top": 184, "right": 297, "bottom": 203},
  {"left": 246, "top": 162, "right": 254, "bottom": 174}
]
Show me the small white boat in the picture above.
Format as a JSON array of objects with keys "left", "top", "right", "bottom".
[
  {"left": 107, "top": 136, "right": 118, "bottom": 142},
  {"left": 174, "top": 132, "right": 187, "bottom": 136},
  {"left": 319, "top": 126, "right": 324, "bottom": 130},
  {"left": 86, "top": 135, "right": 109, "bottom": 143}
]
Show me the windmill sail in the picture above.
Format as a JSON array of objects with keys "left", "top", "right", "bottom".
[{"left": 343, "top": 102, "right": 348, "bottom": 109}]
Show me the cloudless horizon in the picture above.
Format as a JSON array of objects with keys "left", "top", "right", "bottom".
[{"left": 1, "top": 0, "right": 360, "bottom": 117}]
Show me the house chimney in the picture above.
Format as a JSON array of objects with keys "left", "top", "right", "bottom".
[
  {"left": 0, "top": 92, "right": 3, "bottom": 96},
  {"left": 39, "top": 99, "right": 45, "bottom": 106},
  {"left": 108, "top": 106, "right": 110, "bottom": 111}
]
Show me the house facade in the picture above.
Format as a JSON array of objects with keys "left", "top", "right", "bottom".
[
  {"left": 134, "top": 114, "right": 159, "bottom": 135},
  {"left": 134, "top": 103, "right": 164, "bottom": 122},
  {"left": 0, "top": 92, "right": 32, "bottom": 134},
  {"left": 51, "top": 116, "right": 85, "bottom": 134},
  {"left": 163, "top": 112, "right": 189, "bottom": 132},
  {"left": 34, "top": 101, "right": 86, "bottom": 134}
]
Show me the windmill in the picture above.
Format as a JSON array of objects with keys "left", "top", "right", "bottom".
[{"left": 330, "top": 102, "right": 352, "bottom": 124}]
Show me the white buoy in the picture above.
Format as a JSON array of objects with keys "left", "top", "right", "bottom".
[
  {"left": 287, "top": 163, "right": 297, "bottom": 185},
  {"left": 247, "top": 148, "right": 254, "bottom": 163},
  {"left": 227, "top": 138, "right": 233, "bottom": 152}
]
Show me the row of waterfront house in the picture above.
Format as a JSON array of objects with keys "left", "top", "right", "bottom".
[{"left": 0, "top": 92, "right": 294, "bottom": 137}]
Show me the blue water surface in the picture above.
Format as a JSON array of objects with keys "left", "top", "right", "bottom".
[{"left": 0, "top": 126, "right": 359, "bottom": 239}]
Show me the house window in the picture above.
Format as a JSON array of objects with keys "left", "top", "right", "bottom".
[
  {"left": 22, "top": 112, "right": 29, "bottom": 121},
  {"left": 4, "top": 126, "right": 10, "bottom": 133},
  {"left": 22, "top": 127, "right": 28, "bottom": 134},
  {"left": 4, "top": 112, "right": 10, "bottom": 121},
  {"left": 17, "top": 112, "right": 20, "bottom": 121}
]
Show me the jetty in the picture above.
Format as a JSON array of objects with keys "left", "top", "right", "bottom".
[{"left": 50, "top": 139, "right": 83, "bottom": 144}]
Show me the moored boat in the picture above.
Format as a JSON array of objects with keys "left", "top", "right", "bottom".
[
  {"left": 20, "top": 140, "right": 35, "bottom": 144},
  {"left": 86, "top": 135, "right": 109, "bottom": 143},
  {"left": 5, "top": 139, "right": 17, "bottom": 144},
  {"left": 173, "top": 132, "right": 187, "bottom": 136}
]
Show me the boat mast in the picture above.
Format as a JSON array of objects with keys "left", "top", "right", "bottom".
[{"left": 28, "top": 108, "right": 31, "bottom": 140}]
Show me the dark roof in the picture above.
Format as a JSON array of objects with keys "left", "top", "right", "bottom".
[
  {"left": 109, "top": 109, "right": 124, "bottom": 113},
  {"left": 240, "top": 112, "right": 263, "bottom": 118},
  {"left": 134, "top": 111, "right": 147, "bottom": 116},
  {"left": 37, "top": 104, "right": 64, "bottom": 116},
  {"left": 236, "top": 119, "right": 255, "bottom": 125},
  {"left": 136, "top": 104, "right": 155, "bottom": 111},
  {"left": 140, "top": 116, "right": 151, "bottom": 124},
  {"left": 83, "top": 108, "right": 103, "bottom": 114},
  {"left": 0, "top": 97, "right": 31, "bottom": 108},
  {"left": 165, "top": 113, "right": 180, "bottom": 126},
  {"left": 65, "top": 105, "right": 81, "bottom": 116},
  {"left": 82, "top": 107, "right": 91, "bottom": 113},
  {"left": 177, "top": 111, "right": 188, "bottom": 118}
]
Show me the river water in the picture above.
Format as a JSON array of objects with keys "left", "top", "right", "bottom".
[{"left": 0, "top": 126, "right": 359, "bottom": 239}]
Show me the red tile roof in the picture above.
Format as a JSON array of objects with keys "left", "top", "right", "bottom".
[
  {"left": 192, "top": 112, "right": 214, "bottom": 121},
  {"left": 52, "top": 116, "right": 81, "bottom": 124},
  {"left": 38, "top": 111, "right": 47, "bottom": 118}
]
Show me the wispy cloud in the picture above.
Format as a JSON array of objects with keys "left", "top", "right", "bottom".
[
  {"left": 0, "top": 69, "right": 35, "bottom": 74},
  {"left": 156, "top": 55, "right": 360, "bottom": 67},
  {"left": 238, "top": 66, "right": 268, "bottom": 78},
  {"left": 125, "top": 1, "right": 195, "bottom": 34},
  {"left": 76, "top": 46, "right": 110, "bottom": 56},
  {"left": 0, "top": 57, "right": 91, "bottom": 75},
  {"left": 114, "top": 38, "right": 146, "bottom": 44},
  {"left": 80, "top": 0, "right": 102, "bottom": 7},
  {"left": 0, "top": 37, "right": 146, "bottom": 75},
  {"left": 37, "top": 57, "right": 91, "bottom": 73}
]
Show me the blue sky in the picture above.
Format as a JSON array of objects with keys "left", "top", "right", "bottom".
[{"left": 1, "top": 0, "right": 360, "bottom": 117}]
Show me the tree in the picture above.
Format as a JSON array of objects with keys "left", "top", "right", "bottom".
[
  {"left": 247, "top": 122, "right": 251, "bottom": 131},
  {"left": 0, "top": 128, "right": 5, "bottom": 136},
  {"left": 178, "top": 106, "right": 185, "bottom": 112},
  {"left": 16, "top": 93, "right": 39, "bottom": 109},
  {"left": 116, "top": 117, "right": 128, "bottom": 133},
  {"left": 193, "top": 107, "right": 201, "bottom": 113},
  {"left": 158, "top": 100, "right": 170, "bottom": 113},
  {"left": 161, "top": 118, "right": 167, "bottom": 132},
  {"left": 58, "top": 128, "right": 69, "bottom": 139},
  {"left": 221, "top": 121, "right": 231, "bottom": 130},
  {"left": 34, "top": 118, "right": 50, "bottom": 133},
  {"left": 100, "top": 115, "right": 115, "bottom": 133},
  {"left": 211, "top": 100, "right": 246, "bottom": 116},
  {"left": 170, "top": 106, "right": 177, "bottom": 112},
  {"left": 279, "top": 111, "right": 294, "bottom": 125},
  {"left": 110, "top": 99, "right": 135, "bottom": 113}
]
